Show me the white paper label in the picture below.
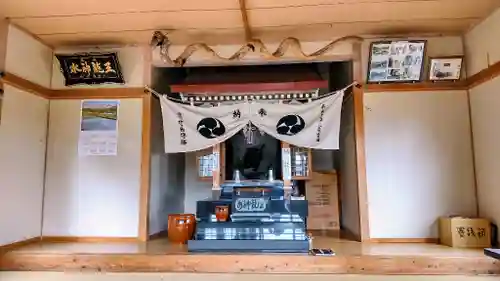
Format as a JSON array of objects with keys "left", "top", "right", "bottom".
[{"left": 282, "top": 147, "right": 292, "bottom": 180}]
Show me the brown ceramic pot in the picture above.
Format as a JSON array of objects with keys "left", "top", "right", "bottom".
[
  {"left": 168, "top": 214, "right": 195, "bottom": 244},
  {"left": 215, "top": 206, "right": 229, "bottom": 222}
]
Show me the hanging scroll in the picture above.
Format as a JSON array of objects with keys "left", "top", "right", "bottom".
[{"left": 55, "top": 53, "right": 125, "bottom": 86}]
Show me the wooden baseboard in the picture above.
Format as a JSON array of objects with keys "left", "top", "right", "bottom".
[
  {"left": 0, "top": 236, "right": 41, "bottom": 252},
  {"left": 369, "top": 238, "right": 439, "bottom": 243},
  {"left": 41, "top": 236, "right": 139, "bottom": 243},
  {"left": 149, "top": 230, "right": 169, "bottom": 240}
]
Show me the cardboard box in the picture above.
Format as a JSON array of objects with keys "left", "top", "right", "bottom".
[
  {"left": 306, "top": 171, "right": 340, "bottom": 230},
  {"left": 438, "top": 217, "right": 491, "bottom": 248}
]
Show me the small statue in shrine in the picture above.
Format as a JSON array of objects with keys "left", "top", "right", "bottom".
[{"left": 230, "top": 122, "right": 278, "bottom": 180}]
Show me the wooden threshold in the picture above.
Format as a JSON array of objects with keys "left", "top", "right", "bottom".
[{"left": 0, "top": 252, "right": 498, "bottom": 275}]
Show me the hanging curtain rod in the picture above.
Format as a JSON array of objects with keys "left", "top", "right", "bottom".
[{"left": 144, "top": 81, "right": 360, "bottom": 105}]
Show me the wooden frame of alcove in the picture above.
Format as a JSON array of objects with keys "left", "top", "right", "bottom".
[{"left": 140, "top": 45, "right": 369, "bottom": 242}]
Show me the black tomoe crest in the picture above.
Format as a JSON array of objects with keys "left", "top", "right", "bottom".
[
  {"left": 276, "top": 114, "right": 306, "bottom": 136},
  {"left": 197, "top": 117, "right": 226, "bottom": 139}
]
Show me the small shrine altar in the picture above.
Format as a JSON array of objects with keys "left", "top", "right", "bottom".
[{"left": 188, "top": 179, "right": 309, "bottom": 253}]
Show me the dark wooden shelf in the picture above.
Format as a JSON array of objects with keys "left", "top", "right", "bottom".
[{"left": 170, "top": 80, "right": 329, "bottom": 93}]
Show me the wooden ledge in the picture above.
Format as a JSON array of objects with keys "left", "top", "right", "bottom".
[
  {"left": 2, "top": 60, "right": 500, "bottom": 99},
  {"left": 1, "top": 72, "right": 52, "bottom": 98},
  {"left": 1, "top": 252, "right": 498, "bottom": 275},
  {"left": 468, "top": 60, "right": 500, "bottom": 89},
  {"left": 0, "top": 72, "right": 145, "bottom": 99},
  {"left": 50, "top": 87, "right": 146, "bottom": 99},
  {"left": 364, "top": 81, "right": 468, "bottom": 92}
]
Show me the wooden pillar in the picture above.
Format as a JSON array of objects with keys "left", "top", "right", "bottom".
[
  {"left": 212, "top": 143, "right": 221, "bottom": 190},
  {"left": 281, "top": 141, "right": 292, "bottom": 200},
  {"left": 138, "top": 94, "right": 152, "bottom": 242},
  {"left": 352, "top": 41, "right": 370, "bottom": 242}
]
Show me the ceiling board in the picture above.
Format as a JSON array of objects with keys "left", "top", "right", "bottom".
[
  {"left": 0, "top": 0, "right": 498, "bottom": 47},
  {"left": 38, "top": 18, "right": 474, "bottom": 47},
  {"left": 0, "top": 0, "right": 442, "bottom": 18},
  {"left": 8, "top": 0, "right": 494, "bottom": 36}
]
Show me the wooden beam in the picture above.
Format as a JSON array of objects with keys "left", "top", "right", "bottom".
[
  {"left": 238, "top": 0, "right": 252, "bottom": 41},
  {"left": 170, "top": 80, "right": 328, "bottom": 93}
]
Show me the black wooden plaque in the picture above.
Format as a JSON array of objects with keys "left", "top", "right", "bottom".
[{"left": 55, "top": 53, "right": 125, "bottom": 86}]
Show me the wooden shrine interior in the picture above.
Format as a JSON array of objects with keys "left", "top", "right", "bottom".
[{"left": 2, "top": 59, "right": 499, "bottom": 275}]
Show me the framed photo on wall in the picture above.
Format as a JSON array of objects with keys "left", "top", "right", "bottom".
[
  {"left": 367, "top": 40, "right": 426, "bottom": 83},
  {"left": 428, "top": 56, "right": 463, "bottom": 81}
]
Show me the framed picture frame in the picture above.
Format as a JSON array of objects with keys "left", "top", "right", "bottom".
[
  {"left": 366, "top": 40, "right": 427, "bottom": 84},
  {"left": 428, "top": 56, "right": 463, "bottom": 82}
]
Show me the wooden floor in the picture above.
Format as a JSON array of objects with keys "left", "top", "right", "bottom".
[{"left": 0, "top": 235, "right": 499, "bottom": 275}]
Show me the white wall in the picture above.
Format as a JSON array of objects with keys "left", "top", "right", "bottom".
[
  {"left": 338, "top": 95, "right": 361, "bottom": 238},
  {"left": 184, "top": 152, "right": 212, "bottom": 214},
  {"left": 42, "top": 99, "right": 142, "bottom": 237},
  {"left": 364, "top": 91, "right": 476, "bottom": 238},
  {"left": 51, "top": 46, "right": 145, "bottom": 89},
  {"left": 465, "top": 8, "right": 500, "bottom": 77},
  {"left": 149, "top": 97, "right": 185, "bottom": 236},
  {"left": 0, "top": 85, "right": 48, "bottom": 245},
  {"left": 0, "top": 24, "right": 51, "bottom": 246},
  {"left": 469, "top": 76, "right": 500, "bottom": 242},
  {"left": 4, "top": 25, "right": 53, "bottom": 88},
  {"left": 465, "top": 8, "right": 500, "bottom": 243}
]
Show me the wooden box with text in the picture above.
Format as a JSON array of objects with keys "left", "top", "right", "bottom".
[
  {"left": 306, "top": 171, "right": 340, "bottom": 230},
  {"left": 439, "top": 217, "right": 491, "bottom": 248}
]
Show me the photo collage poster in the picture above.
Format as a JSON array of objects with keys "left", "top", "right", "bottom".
[{"left": 368, "top": 41, "right": 426, "bottom": 83}]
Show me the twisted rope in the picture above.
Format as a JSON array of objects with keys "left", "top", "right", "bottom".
[{"left": 150, "top": 31, "right": 363, "bottom": 67}]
